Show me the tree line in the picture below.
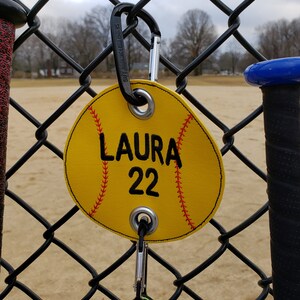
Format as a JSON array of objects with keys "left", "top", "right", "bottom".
[{"left": 12, "top": 5, "right": 300, "bottom": 78}]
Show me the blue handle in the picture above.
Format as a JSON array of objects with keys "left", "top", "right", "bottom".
[{"left": 244, "top": 57, "right": 300, "bottom": 87}]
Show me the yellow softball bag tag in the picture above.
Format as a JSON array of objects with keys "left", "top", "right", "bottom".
[{"left": 64, "top": 80, "right": 225, "bottom": 242}]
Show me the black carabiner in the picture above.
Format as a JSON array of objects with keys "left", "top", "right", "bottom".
[{"left": 110, "top": 2, "right": 161, "bottom": 106}]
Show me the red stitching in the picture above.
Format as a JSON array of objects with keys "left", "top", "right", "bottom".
[
  {"left": 88, "top": 106, "right": 102, "bottom": 135},
  {"left": 87, "top": 106, "right": 108, "bottom": 217},
  {"left": 175, "top": 113, "right": 195, "bottom": 230}
]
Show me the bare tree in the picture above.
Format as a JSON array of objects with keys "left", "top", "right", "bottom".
[
  {"left": 84, "top": 5, "right": 112, "bottom": 49},
  {"left": 170, "top": 9, "right": 217, "bottom": 75},
  {"left": 13, "top": 35, "right": 42, "bottom": 77},
  {"left": 238, "top": 51, "right": 258, "bottom": 72},
  {"left": 79, "top": 5, "right": 150, "bottom": 73},
  {"left": 13, "top": 17, "right": 84, "bottom": 77},
  {"left": 289, "top": 17, "right": 300, "bottom": 56},
  {"left": 40, "top": 17, "right": 68, "bottom": 76},
  {"left": 83, "top": 5, "right": 113, "bottom": 71},
  {"left": 124, "top": 19, "right": 150, "bottom": 73},
  {"left": 12, "top": 5, "right": 158, "bottom": 77},
  {"left": 218, "top": 40, "right": 243, "bottom": 74},
  {"left": 58, "top": 19, "right": 100, "bottom": 68},
  {"left": 257, "top": 18, "right": 300, "bottom": 59}
]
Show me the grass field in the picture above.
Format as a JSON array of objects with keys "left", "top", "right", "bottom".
[{"left": 10, "top": 75, "right": 248, "bottom": 88}]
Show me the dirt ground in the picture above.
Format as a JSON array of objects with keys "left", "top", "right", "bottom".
[{"left": 1, "top": 78, "right": 272, "bottom": 299}]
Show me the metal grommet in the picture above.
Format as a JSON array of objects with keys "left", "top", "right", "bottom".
[
  {"left": 128, "top": 89, "right": 155, "bottom": 120},
  {"left": 130, "top": 207, "right": 158, "bottom": 235}
]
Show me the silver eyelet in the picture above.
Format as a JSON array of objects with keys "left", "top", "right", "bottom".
[
  {"left": 130, "top": 206, "right": 158, "bottom": 235},
  {"left": 128, "top": 89, "right": 155, "bottom": 120}
]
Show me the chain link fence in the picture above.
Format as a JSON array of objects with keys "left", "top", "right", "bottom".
[{"left": 0, "top": 0, "right": 277, "bottom": 299}]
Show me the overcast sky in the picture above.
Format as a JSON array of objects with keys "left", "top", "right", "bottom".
[{"left": 18, "top": 0, "right": 300, "bottom": 49}]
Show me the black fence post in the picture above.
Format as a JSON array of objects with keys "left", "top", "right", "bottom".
[
  {"left": 245, "top": 57, "right": 300, "bottom": 300},
  {"left": 0, "top": 0, "right": 26, "bottom": 262}
]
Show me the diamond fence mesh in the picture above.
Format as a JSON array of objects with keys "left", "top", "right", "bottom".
[{"left": 1, "top": 0, "right": 298, "bottom": 299}]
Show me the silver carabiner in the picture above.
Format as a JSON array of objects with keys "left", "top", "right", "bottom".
[
  {"left": 134, "top": 236, "right": 147, "bottom": 297},
  {"left": 128, "top": 32, "right": 160, "bottom": 120},
  {"left": 149, "top": 33, "right": 161, "bottom": 82},
  {"left": 130, "top": 208, "right": 158, "bottom": 299}
]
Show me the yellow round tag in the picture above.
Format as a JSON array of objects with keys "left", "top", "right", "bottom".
[{"left": 64, "top": 80, "right": 224, "bottom": 242}]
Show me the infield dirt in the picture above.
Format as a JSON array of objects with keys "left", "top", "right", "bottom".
[{"left": 1, "top": 79, "right": 272, "bottom": 299}]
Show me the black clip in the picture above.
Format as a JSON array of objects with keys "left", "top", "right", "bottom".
[{"left": 110, "top": 2, "right": 161, "bottom": 107}]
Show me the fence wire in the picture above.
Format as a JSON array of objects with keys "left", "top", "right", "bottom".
[{"left": 1, "top": 0, "right": 273, "bottom": 299}]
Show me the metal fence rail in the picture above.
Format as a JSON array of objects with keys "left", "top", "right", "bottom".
[{"left": 0, "top": 0, "right": 275, "bottom": 299}]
